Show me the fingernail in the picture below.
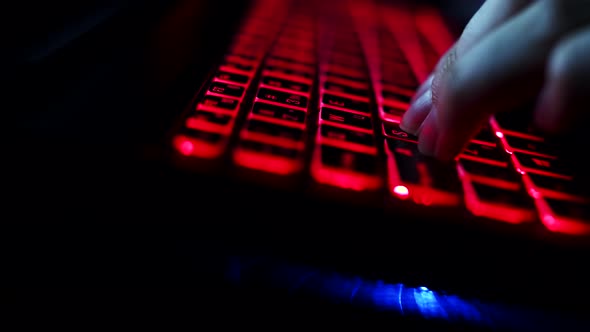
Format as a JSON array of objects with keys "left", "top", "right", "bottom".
[
  {"left": 417, "top": 106, "right": 439, "bottom": 157},
  {"left": 400, "top": 89, "right": 432, "bottom": 135}
]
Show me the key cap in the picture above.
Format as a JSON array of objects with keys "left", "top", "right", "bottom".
[
  {"left": 252, "top": 103, "right": 306, "bottom": 124},
  {"left": 320, "top": 124, "right": 376, "bottom": 147},
  {"left": 245, "top": 119, "right": 304, "bottom": 141},
  {"left": 198, "top": 96, "right": 239, "bottom": 111},
  {"left": 262, "top": 76, "right": 311, "bottom": 93},
  {"left": 322, "top": 94, "right": 370, "bottom": 113},
  {"left": 209, "top": 82, "right": 245, "bottom": 98},
  {"left": 258, "top": 88, "right": 308, "bottom": 108},
  {"left": 321, "top": 107, "right": 373, "bottom": 130}
]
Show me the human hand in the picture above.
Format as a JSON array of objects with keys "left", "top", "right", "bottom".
[{"left": 400, "top": 0, "right": 590, "bottom": 162}]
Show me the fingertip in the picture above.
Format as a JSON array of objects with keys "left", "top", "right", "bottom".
[{"left": 416, "top": 107, "right": 439, "bottom": 157}]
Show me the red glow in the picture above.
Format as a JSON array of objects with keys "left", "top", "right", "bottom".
[
  {"left": 311, "top": 165, "right": 382, "bottom": 191},
  {"left": 521, "top": 174, "right": 590, "bottom": 235},
  {"left": 414, "top": 5, "right": 455, "bottom": 55},
  {"left": 185, "top": 116, "right": 233, "bottom": 134},
  {"left": 233, "top": 148, "right": 303, "bottom": 175},
  {"left": 385, "top": 140, "right": 460, "bottom": 207},
  {"left": 173, "top": 135, "right": 226, "bottom": 159},
  {"left": 178, "top": 139, "right": 194, "bottom": 156},
  {"left": 538, "top": 205, "right": 590, "bottom": 236},
  {"left": 457, "top": 164, "right": 536, "bottom": 224},
  {"left": 393, "top": 185, "right": 409, "bottom": 198},
  {"left": 495, "top": 131, "right": 504, "bottom": 139},
  {"left": 381, "top": 5, "right": 429, "bottom": 82},
  {"left": 310, "top": 148, "right": 382, "bottom": 191}
]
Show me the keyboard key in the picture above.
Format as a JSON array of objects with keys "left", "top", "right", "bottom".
[
  {"left": 322, "top": 94, "right": 370, "bottom": 113},
  {"left": 209, "top": 82, "right": 245, "bottom": 98},
  {"left": 460, "top": 172, "right": 537, "bottom": 225},
  {"left": 382, "top": 105, "right": 406, "bottom": 117},
  {"left": 324, "top": 81, "right": 370, "bottom": 97},
  {"left": 321, "top": 107, "right": 372, "bottom": 129},
  {"left": 245, "top": 119, "right": 304, "bottom": 141},
  {"left": 382, "top": 122, "right": 417, "bottom": 142},
  {"left": 545, "top": 198, "right": 590, "bottom": 221},
  {"left": 458, "top": 159, "right": 520, "bottom": 182},
  {"left": 186, "top": 111, "right": 233, "bottom": 131},
  {"left": 258, "top": 88, "right": 308, "bottom": 108},
  {"left": 222, "top": 60, "right": 255, "bottom": 72},
  {"left": 320, "top": 124, "right": 375, "bottom": 147},
  {"left": 326, "top": 71, "right": 368, "bottom": 85},
  {"left": 215, "top": 71, "right": 250, "bottom": 84},
  {"left": 266, "top": 66, "right": 314, "bottom": 79},
  {"left": 382, "top": 89, "right": 412, "bottom": 104},
  {"left": 460, "top": 142, "right": 507, "bottom": 163},
  {"left": 252, "top": 103, "right": 306, "bottom": 123},
  {"left": 528, "top": 173, "right": 589, "bottom": 198},
  {"left": 199, "top": 96, "right": 239, "bottom": 111},
  {"left": 181, "top": 127, "right": 224, "bottom": 142},
  {"left": 237, "top": 139, "right": 300, "bottom": 159},
  {"left": 472, "top": 182, "right": 534, "bottom": 208},
  {"left": 513, "top": 152, "right": 572, "bottom": 177},
  {"left": 262, "top": 76, "right": 310, "bottom": 93},
  {"left": 320, "top": 145, "right": 379, "bottom": 174},
  {"left": 386, "top": 138, "right": 461, "bottom": 192},
  {"left": 539, "top": 197, "right": 590, "bottom": 235},
  {"left": 503, "top": 135, "right": 559, "bottom": 157}
]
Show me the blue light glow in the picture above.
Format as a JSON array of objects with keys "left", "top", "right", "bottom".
[{"left": 224, "top": 255, "right": 589, "bottom": 331}]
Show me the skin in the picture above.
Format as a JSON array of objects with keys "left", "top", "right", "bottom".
[{"left": 400, "top": 0, "right": 590, "bottom": 162}]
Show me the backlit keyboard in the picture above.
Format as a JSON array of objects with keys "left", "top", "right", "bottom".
[{"left": 168, "top": 0, "right": 590, "bottom": 246}]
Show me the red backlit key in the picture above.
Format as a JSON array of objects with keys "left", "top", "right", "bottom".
[
  {"left": 457, "top": 157, "right": 537, "bottom": 225},
  {"left": 208, "top": 82, "right": 245, "bottom": 98},
  {"left": 198, "top": 96, "right": 239, "bottom": 111},
  {"left": 382, "top": 122, "right": 417, "bottom": 142},
  {"left": 460, "top": 142, "right": 507, "bottom": 164},
  {"left": 322, "top": 94, "right": 370, "bottom": 113},
  {"left": 257, "top": 88, "right": 308, "bottom": 108},
  {"left": 251, "top": 103, "right": 306, "bottom": 124},
  {"left": 321, "top": 107, "right": 373, "bottom": 130},
  {"left": 214, "top": 71, "right": 250, "bottom": 84},
  {"left": 385, "top": 138, "right": 461, "bottom": 207},
  {"left": 261, "top": 76, "right": 311, "bottom": 93}
]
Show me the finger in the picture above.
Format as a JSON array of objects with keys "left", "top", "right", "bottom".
[
  {"left": 410, "top": 73, "right": 433, "bottom": 104},
  {"left": 402, "top": 74, "right": 433, "bottom": 135},
  {"left": 534, "top": 26, "right": 590, "bottom": 135},
  {"left": 401, "top": 88, "right": 432, "bottom": 135},
  {"left": 421, "top": 0, "right": 590, "bottom": 161},
  {"left": 401, "top": 0, "right": 531, "bottom": 134}
]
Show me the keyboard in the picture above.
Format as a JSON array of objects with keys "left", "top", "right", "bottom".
[
  {"left": 158, "top": 0, "right": 590, "bottom": 328},
  {"left": 167, "top": 0, "right": 590, "bottom": 242}
]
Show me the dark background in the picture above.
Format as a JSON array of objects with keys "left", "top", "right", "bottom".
[{"left": 5, "top": 1, "right": 588, "bottom": 330}]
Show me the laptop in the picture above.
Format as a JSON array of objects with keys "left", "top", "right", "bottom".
[{"left": 5, "top": 0, "right": 589, "bottom": 330}]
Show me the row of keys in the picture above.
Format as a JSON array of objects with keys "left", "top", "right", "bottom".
[
  {"left": 231, "top": 8, "right": 318, "bottom": 175},
  {"left": 310, "top": 9, "right": 383, "bottom": 191},
  {"left": 174, "top": 0, "right": 291, "bottom": 159},
  {"left": 490, "top": 113, "right": 590, "bottom": 235}
]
